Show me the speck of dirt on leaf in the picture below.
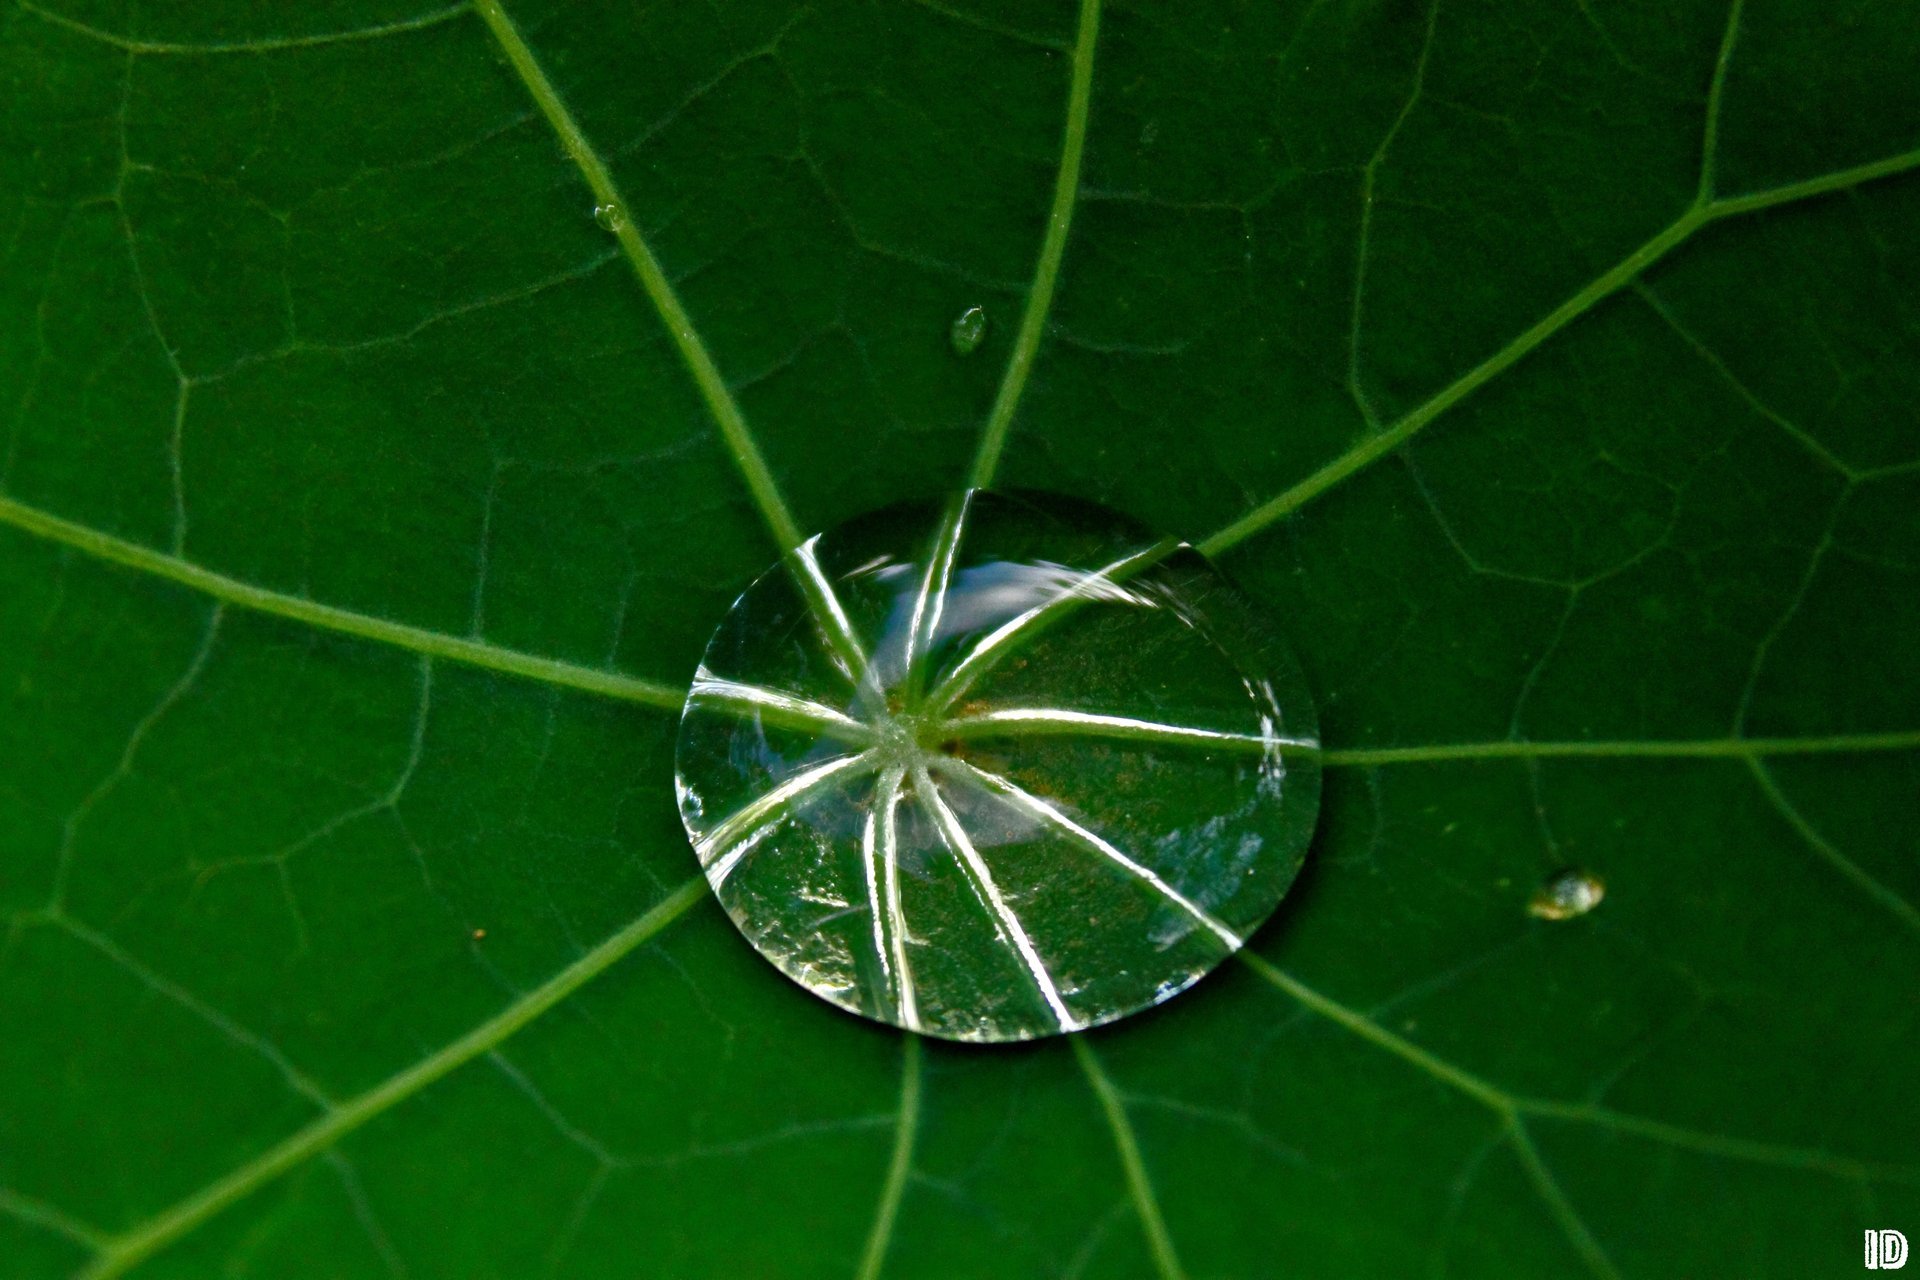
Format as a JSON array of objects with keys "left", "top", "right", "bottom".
[{"left": 1529, "top": 868, "right": 1605, "bottom": 921}]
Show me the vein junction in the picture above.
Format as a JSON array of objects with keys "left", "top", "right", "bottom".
[
  {"left": 8, "top": 0, "right": 1920, "bottom": 1266},
  {"left": 679, "top": 494, "right": 1310, "bottom": 1040}
]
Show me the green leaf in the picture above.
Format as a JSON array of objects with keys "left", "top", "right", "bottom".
[{"left": 2, "top": 0, "right": 1915, "bottom": 1275}]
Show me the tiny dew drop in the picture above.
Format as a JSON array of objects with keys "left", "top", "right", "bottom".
[
  {"left": 592, "top": 202, "right": 625, "bottom": 232},
  {"left": 948, "top": 305, "right": 988, "bottom": 356},
  {"left": 674, "top": 490, "right": 1321, "bottom": 1042},
  {"left": 1529, "top": 868, "right": 1605, "bottom": 920}
]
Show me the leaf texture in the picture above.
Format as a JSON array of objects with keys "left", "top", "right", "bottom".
[{"left": 1, "top": 0, "right": 1917, "bottom": 1276}]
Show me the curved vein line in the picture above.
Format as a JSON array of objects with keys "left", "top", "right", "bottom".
[
  {"left": 967, "top": 0, "right": 1102, "bottom": 489},
  {"left": 1239, "top": 952, "right": 1511, "bottom": 1109},
  {"left": 17, "top": 0, "right": 469, "bottom": 55},
  {"left": 791, "top": 536, "right": 875, "bottom": 692},
  {"left": 922, "top": 541, "right": 1175, "bottom": 716},
  {"left": 915, "top": 767, "right": 1081, "bottom": 1031},
  {"left": 1240, "top": 952, "right": 1920, "bottom": 1183},
  {"left": 935, "top": 757, "right": 1240, "bottom": 950},
  {"left": 1633, "top": 280, "right": 1857, "bottom": 478},
  {"left": 938, "top": 724, "right": 1920, "bottom": 763},
  {"left": 1747, "top": 757, "right": 1920, "bottom": 934},
  {"left": 855, "top": 1035, "right": 923, "bottom": 1280},
  {"left": 471, "top": 0, "right": 804, "bottom": 554},
  {"left": 1519, "top": 1098, "right": 1917, "bottom": 1182},
  {"left": 1318, "top": 730, "right": 1920, "bottom": 766},
  {"left": 0, "top": 1187, "right": 109, "bottom": 1252},
  {"left": 1696, "top": 0, "right": 1746, "bottom": 202},
  {"left": 688, "top": 674, "right": 871, "bottom": 743},
  {"left": 1197, "top": 145, "right": 1920, "bottom": 559},
  {"left": 77, "top": 877, "right": 709, "bottom": 1280},
  {"left": 1507, "top": 1119, "right": 1621, "bottom": 1280},
  {"left": 55, "top": 913, "right": 332, "bottom": 1108},
  {"left": 696, "top": 751, "right": 877, "bottom": 884},
  {"left": 0, "top": 494, "right": 684, "bottom": 709},
  {"left": 940, "top": 707, "right": 1316, "bottom": 755},
  {"left": 1348, "top": 0, "right": 1439, "bottom": 427},
  {"left": 861, "top": 768, "right": 917, "bottom": 1027},
  {"left": 704, "top": 817, "right": 782, "bottom": 889},
  {"left": 1072, "top": 1037, "right": 1188, "bottom": 1280},
  {"left": 901, "top": 494, "right": 971, "bottom": 703},
  {"left": 52, "top": 604, "right": 222, "bottom": 906}
]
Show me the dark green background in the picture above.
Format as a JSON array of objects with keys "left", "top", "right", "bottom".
[{"left": 1, "top": 0, "right": 1916, "bottom": 1276}]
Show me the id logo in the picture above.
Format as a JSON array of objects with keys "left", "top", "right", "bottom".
[{"left": 1868, "top": 1230, "right": 1910, "bottom": 1270}]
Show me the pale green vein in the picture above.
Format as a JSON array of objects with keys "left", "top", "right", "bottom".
[
  {"left": 17, "top": 0, "right": 470, "bottom": 55},
  {"left": 939, "top": 706, "right": 1309, "bottom": 754},
  {"left": 1633, "top": 279, "right": 1857, "bottom": 478},
  {"left": 1519, "top": 1097, "right": 1920, "bottom": 1182},
  {"left": 1347, "top": 0, "right": 1438, "bottom": 426},
  {"left": 473, "top": 0, "right": 878, "bottom": 676},
  {"left": 1318, "top": 729, "right": 1920, "bottom": 766},
  {"left": 939, "top": 717, "right": 1920, "bottom": 764},
  {"left": 1238, "top": 953, "right": 1510, "bottom": 1111},
  {"left": 1241, "top": 952, "right": 1920, "bottom": 1190},
  {"left": 1696, "top": 0, "right": 1746, "bottom": 202},
  {"left": 472, "top": 0, "right": 804, "bottom": 553},
  {"left": 0, "top": 494, "right": 684, "bottom": 710},
  {"left": 1072, "top": 1037, "right": 1187, "bottom": 1280},
  {"left": 855, "top": 1035, "right": 923, "bottom": 1280},
  {"left": 1507, "top": 1120, "right": 1622, "bottom": 1280},
  {"left": 966, "top": 0, "right": 1101, "bottom": 489},
  {"left": 1198, "top": 144, "right": 1920, "bottom": 559},
  {"left": 0, "top": 1187, "right": 108, "bottom": 1252},
  {"left": 77, "top": 876, "right": 709, "bottom": 1280},
  {"left": 1711, "top": 145, "right": 1920, "bottom": 219},
  {"left": 1747, "top": 757, "right": 1920, "bottom": 934}
]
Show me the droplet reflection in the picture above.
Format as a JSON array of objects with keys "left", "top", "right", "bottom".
[
  {"left": 674, "top": 490, "right": 1321, "bottom": 1042},
  {"left": 1529, "top": 868, "right": 1606, "bottom": 920},
  {"left": 949, "top": 305, "right": 988, "bottom": 356}
]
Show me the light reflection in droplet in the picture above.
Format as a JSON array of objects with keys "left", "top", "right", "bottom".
[{"left": 674, "top": 490, "right": 1321, "bottom": 1042}]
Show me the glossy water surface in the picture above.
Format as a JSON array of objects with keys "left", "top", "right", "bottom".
[{"left": 675, "top": 490, "right": 1320, "bottom": 1042}]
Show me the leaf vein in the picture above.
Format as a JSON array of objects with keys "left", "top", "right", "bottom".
[
  {"left": 1072, "top": 1037, "right": 1188, "bottom": 1280},
  {"left": 76, "top": 877, "right": 708, "bottom": 1280},
  {"left": 1199, "top": 145, "right": 1920, "bottom": 559},
  {"left": 855, "top": 1036, "right": 923, "bottom": 1280},
  {"left": 0, "top": 495, "right": 684, "bottom": 709},
  {"left": 471, "top": 0, "right": 807, "bottom": 553},
  {"left": 16, "top": 0, "right": 470, "bottom": 56},
  {"left": 966, "top": 0, "right": 1102, "bottom": 489}
]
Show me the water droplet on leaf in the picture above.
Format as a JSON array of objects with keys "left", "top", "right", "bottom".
[
  {"left": 675, "top": 490, "right": 1321, "bottom": 1042},
  {"left": 592, "top": 202, "right": 624, "bottom": 232},
  {"left": 1529, "top": 868, "right": 1605, "bottom": 920},
  {"left": 948, "top": 306, "right": 988, "bottom": 356}
]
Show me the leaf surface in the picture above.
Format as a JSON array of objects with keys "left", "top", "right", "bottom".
[{"left": 1, "top": 0, "right": 1917, "bottom": 1276}]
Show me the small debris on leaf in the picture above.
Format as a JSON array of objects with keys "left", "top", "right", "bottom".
[{"left": 1529, "top": 868, "right": 1605, "bottom": 921}]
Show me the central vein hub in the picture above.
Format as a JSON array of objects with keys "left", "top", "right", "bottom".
[{"left": 872, "top": 712, "right": 929, "bottom": 771}]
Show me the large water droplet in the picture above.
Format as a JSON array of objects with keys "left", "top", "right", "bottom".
[
  {"left": 592, "top": 202, "right": 625, "bottom": 232},
  {"left": 675, "top": 490, "right": 1321, "bottom": 1042},
  {"left": 948, "top": 305, "right": 988, "bottom": 356}
]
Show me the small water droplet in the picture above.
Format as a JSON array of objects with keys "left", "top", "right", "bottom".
[
  {"left": 675, "top": 490, "right": 1321, "bottom": 1042},
  {"left": 1529, "top": 868, "right": 1605, "bottom": 920},
  {"left": 948, "top": 306, "right": 988, "bottom": 356},
  {"left": 592, "top": 202, "right": 624, "bottom": 232}
]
